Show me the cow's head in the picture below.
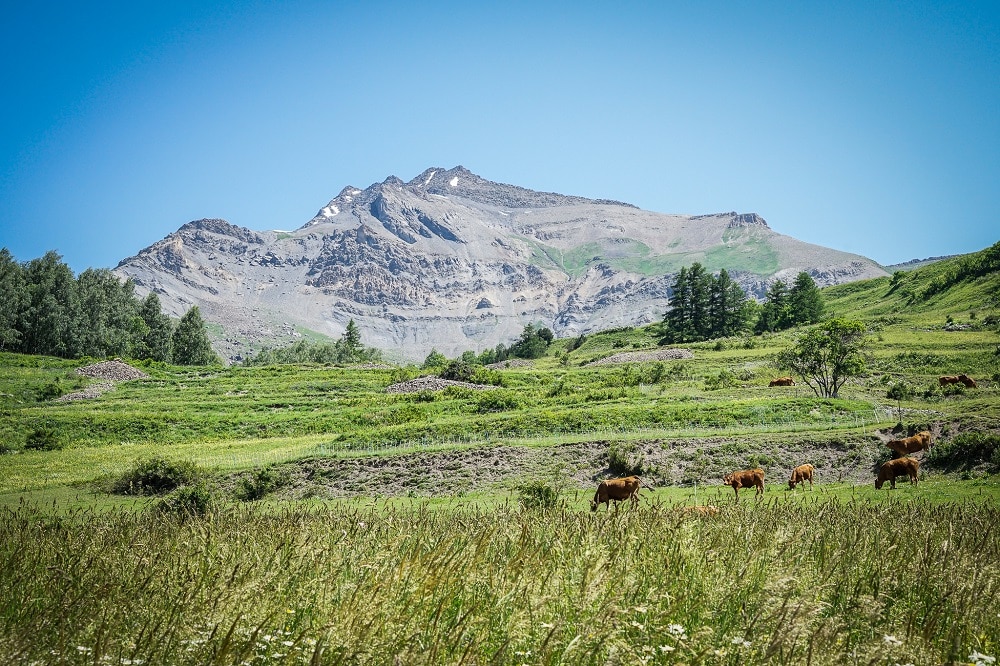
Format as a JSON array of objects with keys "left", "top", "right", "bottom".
[
  {"left": 590, "top": 500, "right": 598, "bottom": 512},
  {"left": 875, "top": 477, "right": 885, "bottom": 490}
]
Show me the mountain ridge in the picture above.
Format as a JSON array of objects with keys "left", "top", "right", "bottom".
[{"left": 113, "top": 166, "right": 889, "bottom": 363}]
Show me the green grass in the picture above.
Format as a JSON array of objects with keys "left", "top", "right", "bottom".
[{"left": 1, "top": 498, "right": 997, "bottom": 665}]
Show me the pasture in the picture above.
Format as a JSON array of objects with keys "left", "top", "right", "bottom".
[{"left": 1, "top": 261, "right": 1000, "bottom": 664}]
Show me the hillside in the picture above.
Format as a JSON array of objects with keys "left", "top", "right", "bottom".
[{"left": 113, "top": 166, "right": 888, "bottom": 363}]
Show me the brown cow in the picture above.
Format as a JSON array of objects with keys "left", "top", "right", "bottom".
[
  {"left": 591, "top": 475, "right": 644, "bottom": 512},
  {"left": 887, "top": 430, "right": 932, "bottom": 457},
  {"left": 788, "top": 464, "right": 815, "bottom": 490},
  {"left": 939, "top": 375, "right": 961, "bottom": 386},
  {"left": 769, "top": 377, "right": 795, "bottom": 387},
  {"left": 958, "top": 374, "right": 977, "bottom": 388},
  {"left": 680, "top": 505, "right": 720, "bottom": 517},
  {"left": 722, "top": 468, "right": 765, "bottom": 498},
  {"left": 875, "top": 457, "right": 919, "bottom": 489}
]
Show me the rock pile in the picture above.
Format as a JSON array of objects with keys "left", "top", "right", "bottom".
[
  {"left": 587, "top": 349, "right": 694, "bottom": 366},
  {"left": 75, "top": 360, "right": 149, "bottom": 381},
  {"left": 386, "top": 376, "right": 498, "bottom": 394},
  {"left": 54, "top": 360, "right": 149, "bottom": 402},
  {"left": 484, "top": 359, "right": 533, "bottom": 370}
]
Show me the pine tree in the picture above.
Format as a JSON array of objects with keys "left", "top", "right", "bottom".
[
  {"left": 756, "top": 279, "right": 791, "bottom": 333},
  {"left": 663, "top": 266, "right": 690, "bottom": 342},
  {"left": 788, "top": 271, "right": 824, "bottom": 325},
  {"left": 339, "top": 319, "right": 363, "bottom": 362},
  {"left": 687, "top": 263, "right": 712, "bottom": 340},
  {"left": 171, "top": 306, "right": 218, "bottom": 365}
]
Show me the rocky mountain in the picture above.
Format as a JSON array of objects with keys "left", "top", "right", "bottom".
[{"left": 113, "top": 166, "right": 889, "bottom": 363}]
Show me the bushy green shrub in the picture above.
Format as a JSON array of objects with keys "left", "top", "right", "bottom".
[
  {"left": 517, "top": 479, "right": 561, "bottom": 509},
  {"left": 607, "top": 441, "right": 646, "bottom": 476},
  {"left": 927, "top": 432, "right": 1000, "bottom": 472},
  {"left": 23, "top": 427, "right": 65, "bottom": 451},
  {"left": 111, "top": 457, "right": 203, "bottom": 495},
  {"left": 235, "top": 465, "right": 291, "bottom": 501},
  {"left": 474, "top": 389, "right": 522, "bottom": 413},
  {"left": 704, "top": 369, "right": 740, "bottom": 391},
  {"left": 156, "top": 481, "right": 214, "bottom": 517}
]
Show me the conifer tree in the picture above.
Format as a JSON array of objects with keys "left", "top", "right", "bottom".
[
  {"left": 756, "top": 279, "right": 791, "bottom": 333},
  {"left": 788, "top": 271, "right": 824, "bottom": 325}
]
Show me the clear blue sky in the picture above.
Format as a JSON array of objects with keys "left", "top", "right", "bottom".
[{"left": 1, "top": 0, "right": 998, "bottom": 273}]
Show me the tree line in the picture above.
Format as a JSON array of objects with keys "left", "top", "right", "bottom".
[
  {"left": 0, "top": 249, "right": 218, "bottom": 365},
  {"left": 660, "top": 262, "right": 824, "bottom": 342}
]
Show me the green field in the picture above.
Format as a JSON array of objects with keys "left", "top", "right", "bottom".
[{"left": 1, "top": 248, "right": 999, "bottom": 664}]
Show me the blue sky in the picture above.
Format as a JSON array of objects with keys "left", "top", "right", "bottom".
[{"left": 1, "top": 0, "right": 998, "bottom": 273}]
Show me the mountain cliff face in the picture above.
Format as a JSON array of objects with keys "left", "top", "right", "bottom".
[{"left": 113, "top": 166, "right": 889, "bottom": 363}]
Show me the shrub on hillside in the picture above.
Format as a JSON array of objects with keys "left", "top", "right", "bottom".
[
  {"left": 517, "top": 479, "right": 562, "bottom": 510},
  {"left": 111, "top": 457, "right": 203, "bottom": 495},
  {"left": 235, "top": 465, "right": 291, "bottom": 501},
  {"left": 156, "top": 481, "right": 214, "bottom": 517},
  {"left": 927, "top": 432, "right": 1000, "bottom": 473},
  {"left": 607, "top": 441, "right": 647, "bottom": 476},
  {"left": 24, "top": 427, "right": 65, "bottom": 451}
]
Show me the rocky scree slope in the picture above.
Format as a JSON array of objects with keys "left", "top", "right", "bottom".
[{"left": 114, "top": 166, "right": 888, "bottom": 363}]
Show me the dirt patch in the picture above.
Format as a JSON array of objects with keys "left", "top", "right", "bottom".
[
  {"left": 231, "top": 431, "right": 894, "bottom": 500},
  {"left": 588, "top": 349, "right": 694, "bottom": 365}
]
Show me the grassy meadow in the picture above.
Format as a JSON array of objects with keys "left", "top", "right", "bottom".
[{"left": 1, "top": 249, "right": 999, "bottom": 664}]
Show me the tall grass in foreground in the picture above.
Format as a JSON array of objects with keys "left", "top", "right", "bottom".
[{"left": 1, "top": 499, "right": 997, "bottom": 665}]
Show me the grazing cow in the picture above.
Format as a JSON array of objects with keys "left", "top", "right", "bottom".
[
  {"left": 681, "top": 505, "right": 720, "bottom": 517},
  {"left": 722, "top": 468, "right": 765, "bottom": 498},
  {"left": 887, "top": 430, "right": 932, "bottom": 457},
  {"left": 875, "top": 457, "right": 919, "bottom": 490},
  {"left": 591, "top": 475, "right": 644, "bottom": 512},
  {"left": 958, "top": 374, "right": 977, "bottom": 388},
  {"left": 939, "top": 375, "right": 961, "bottom": 386},
  {"left": 788, "top": 464, "right": 815, "bottom": 490},
  {"left": 769, "top": 377, "right": 795, "bottom": 387}
]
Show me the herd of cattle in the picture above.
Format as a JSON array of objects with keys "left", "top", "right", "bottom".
[
  {"left": 588, "top": 372, "right": 981, "bottom": 510},
  {"left": 590, "top": 429, "right": 938, "bottom": 511}
]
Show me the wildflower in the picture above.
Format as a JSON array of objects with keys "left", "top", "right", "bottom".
[
  {"left": 76, "top": 646, "right": 92, "bottom": 653},
  {"left": 634, "top": 605, "right": 647, "bottom": 613},
  {"left": 630, "top": 621, "right": 645, "bottom": 629},
  {"left": 659, "top": 645, "right": 675, "bottom": 653},
  {"left": 282, "top": 640, "right": 294, "bottom": 647},
  {"left": 883, "top": 635, "right": 903, "bottom": 646},
  {"left": 287, "top": 608, "right": 295, "bottom": 614},
  {"left": 731, "top": 636, "right": 752, "bottom": 648},
  {"left": 540, "top": 622, "right": 554, "bottom": 629},
  {"left": 969, "top": 650, "right": 996, "bottom": 666},
  {"left": 667, "top": 624, "right": 685, "bottom": 636},
  {"left": 262, "top": 635, "right": 273, "bottom": 642}
]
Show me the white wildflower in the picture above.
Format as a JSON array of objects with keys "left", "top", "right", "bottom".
[
  {"left": 540, "top": 622, "right": 554, "bottom": 629},
  {"left": 883, "top": 635, "right": 903, "bottom": 646},
  {"left": 970, "top": 650, "right": 996, "bottom": 666},
  {"left": 667, "top": 623, "right": 685, "bottom": 636},
  {"left": 659, "top": 645, "right": 675, "bottom": 653},
  {"left": 731, "top": 636, "right": 752, "bottom": 648},
  {"left": 282, "top": 640, "right": 294, "bottom": 647},
  {"left": 630, "top": 621, "right": 645, "bottom": 629},
  {"left": 76, "top": 646, "right": 92, "bottom": 653}
]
